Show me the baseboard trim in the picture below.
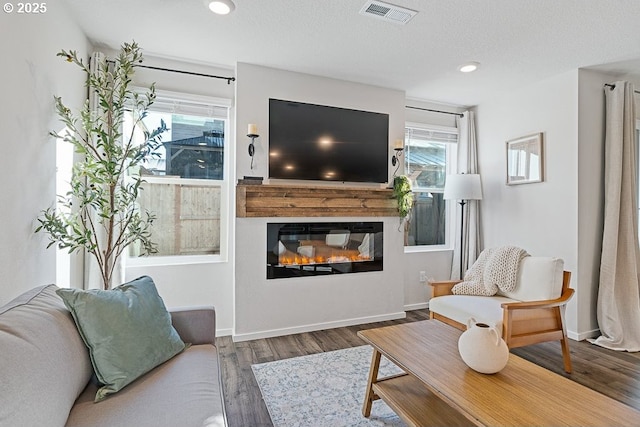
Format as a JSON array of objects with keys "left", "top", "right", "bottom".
[
  {"left": 216, "top": 328, "right": 233, "bottom": 337},
  {"left": 228, "top": 311, "right": 596, "bottom": 343},
  {"left": 568, "top": 328, "right": 600, "bottom": 341},
  {"left": 232, "top": 311, "right": 407, "bottom": 342},
  {"left": 404, "top": 302, "right": 428, "bottom": 311}
]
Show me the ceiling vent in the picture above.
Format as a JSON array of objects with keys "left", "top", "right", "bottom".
[{"left": 359, "top": 1, "right": 417, "bottom": 25}]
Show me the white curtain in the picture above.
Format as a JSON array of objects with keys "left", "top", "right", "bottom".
[
  {"left": 591, "top": 81, "right": 640, "bottom": 351},
  {"left": 450, "top": 111, "right": 482, "bottom": 280}
]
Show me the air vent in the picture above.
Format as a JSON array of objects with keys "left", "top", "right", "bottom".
[{"left": 359, "top": 1, "right": 417, "bottom": 24}]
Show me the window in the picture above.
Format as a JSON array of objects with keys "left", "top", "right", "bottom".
[
  {"left": 124, "top": 90, "right": 231, "bottom": 261},
  {"left": 55, "top": 126, "right": 74, "bottom": 286},
  {"left": 404, "top": 123, "right": 458, "bottom": 249}
]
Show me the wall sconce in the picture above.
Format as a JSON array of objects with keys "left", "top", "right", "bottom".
[
  {"left": 247, "top": 124, "right": 259, "bottom": 170},
  {"left": 391, "top": 139, "right": 404, "bottom": 176}
]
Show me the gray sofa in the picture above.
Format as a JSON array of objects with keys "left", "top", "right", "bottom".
[{"left": 0, "top": 284, "right": 228, "bottom": 427}]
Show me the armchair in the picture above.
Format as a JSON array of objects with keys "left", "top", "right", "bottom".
[{"left": 428, "top": 256, "right": 574, "bottom": 373}]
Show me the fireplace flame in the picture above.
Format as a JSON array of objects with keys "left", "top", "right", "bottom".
[{"left": 279, "top": 252, "right": 371, "bottom": 266}]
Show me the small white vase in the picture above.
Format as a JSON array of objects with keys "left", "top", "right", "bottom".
[{"left": 458, "top": 318, "right": 509, "bottom": 374}]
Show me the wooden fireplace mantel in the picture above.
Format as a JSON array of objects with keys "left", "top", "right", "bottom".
[{"left": 236, "top": 183, "right": 398, "bottom": 218}]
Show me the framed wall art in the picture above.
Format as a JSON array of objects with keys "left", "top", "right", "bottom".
[{"left": 506, "top": 132, "right": 544, "bottom": 185}]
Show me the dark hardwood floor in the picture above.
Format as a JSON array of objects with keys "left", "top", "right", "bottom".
[{"left": 216, "top": 310, "right": 640, "bottom": 427}]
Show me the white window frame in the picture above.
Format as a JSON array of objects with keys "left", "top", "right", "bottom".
[
  {"left": 636, "top": 118, "right": 640, "bottom": 244},
  {"left": 126, "top": 89, "right": 232, "bottom": 267},
  {"left": 55, "top": 126, "right": 74, "bottom": 287},
  {"left": 403, "top": 122, "right": 458, "bottom": 253}
]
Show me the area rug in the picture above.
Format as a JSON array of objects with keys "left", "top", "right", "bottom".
[{"left": 251, "top": 345, "right": 407, "bottom": 427}]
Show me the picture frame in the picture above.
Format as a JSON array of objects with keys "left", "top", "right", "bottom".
[{"left": 506, "top": 132, "right": 544, "bottom": 185}]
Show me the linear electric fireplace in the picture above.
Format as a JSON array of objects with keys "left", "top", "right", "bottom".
[{"left": 266, "top": 222, "right": 383, "bottom": 279}]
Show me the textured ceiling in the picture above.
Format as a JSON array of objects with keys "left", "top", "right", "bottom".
[{"left": 61, "top": 0, "right": 640, "bottom": 107}]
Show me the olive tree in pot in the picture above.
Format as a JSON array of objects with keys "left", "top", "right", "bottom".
[{"left": 36, "top": 41, "right": 167, "bottom": 290}]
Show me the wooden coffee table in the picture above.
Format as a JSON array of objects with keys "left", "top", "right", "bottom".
[{"left": 358, "top": 320, "right": 640, "bottom": 427}]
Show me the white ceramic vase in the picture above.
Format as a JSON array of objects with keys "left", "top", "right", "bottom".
[{"left": 458, "top": 318, "right": 509, "bottom": 374}]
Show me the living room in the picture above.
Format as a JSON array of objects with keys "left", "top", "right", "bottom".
[
  {"left": 5, "top": 0, "right": 640, "bottom": 342},
  {"left": 2, "top": 1, "right": 640, "bottom": 426}
]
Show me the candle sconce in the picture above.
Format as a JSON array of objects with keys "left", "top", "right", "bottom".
[
  {"left": 247, "top": 124, "right": 259, "bottom": 170},
  {"left": 391, "top": 146, "right": 404, "bottom": 177}
]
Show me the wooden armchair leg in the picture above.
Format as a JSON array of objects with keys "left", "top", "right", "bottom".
[
  {"left": 559, "top": 306, "right": 572, "bottom": 374},
  {"left": 560, "top": 336, "right": 572, "bottom": 373}
]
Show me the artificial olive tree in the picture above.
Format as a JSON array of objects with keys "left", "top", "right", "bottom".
[{"left": 37, "top": 41, "right": 166, "bottom": 289}]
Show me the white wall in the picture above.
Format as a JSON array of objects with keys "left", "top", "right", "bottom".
[
  {"left": 0, "top": 5, "right": 89, "bottom": 305},
  {"left": 403, "top": 249, "right": 452, "bottom": 309},
  {"left": 233, "top": 63, "right": 407, "bottom": 339},
  {"left": 475, "top": 70, "right": 581, "bottom": 335},
  {"left": 575, "top": 69, "right": 609, "bottom": 338},
  {"left": 235, "top": 217, "right": 405, "bottom": 340},
  {"left": 123, "top": 56, "right": 236, "bottom": 335},
  {"left": 475, "top": 68, "right": 639, "bottom": 340}
]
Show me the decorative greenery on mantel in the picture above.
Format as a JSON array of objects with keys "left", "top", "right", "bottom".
[
  {"left": 36, "top": 41, "right": 167, "bottom": 290},
  {"left": 392, "top": 175, "right": 414, "bottom": 221}
]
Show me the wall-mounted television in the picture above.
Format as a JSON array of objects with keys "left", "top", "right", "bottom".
[{"left": 268, "top": 99, "right": 389, "bottom": 184}]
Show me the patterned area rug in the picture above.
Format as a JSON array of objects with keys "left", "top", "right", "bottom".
[{"left": 251, "top": 345, "right": 407, "bottom": 427}]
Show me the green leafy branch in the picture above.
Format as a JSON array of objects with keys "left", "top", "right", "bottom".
[
  {"left": 36, "top": 41, "right": 167, "bottom": 289},
  {"left": 393, "top": 175, "right": 414, "bottom": 221}
]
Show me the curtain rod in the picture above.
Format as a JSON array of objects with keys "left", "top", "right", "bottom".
[
  {"left": 104, "top": 59, "right": 236, "bottom": 84},
  {"left": 405, "top": 105, "right": 464, "bottom": 117},
  {"left": 604, "top": 83, "right": 640, "bottom": 94},
  {"left": 135, "top": 64, "right": 236, "bottom": 84}
]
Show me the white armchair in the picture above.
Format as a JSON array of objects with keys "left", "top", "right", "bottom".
[{"left": 428, "top": 257, "right": 574, "bottom": 373}]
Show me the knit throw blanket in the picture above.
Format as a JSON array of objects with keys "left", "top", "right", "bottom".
[{"left": 452, "top": 246, "right": 529, "bottom": 296}]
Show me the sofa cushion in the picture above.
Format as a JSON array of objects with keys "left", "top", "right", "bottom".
[
  {"left": 66, "top": 345, "right": 227, "bottom": 427},
  {"left": 429, "top": 294, "right": 517, "bottom": 329},
  {"left": 497, "top": 257, "right": 564, "bottom": 301},
  {"left": 0, "top": 285, "right": 93, "bottom": 427},
  {"left": 56, "top": 276, "right": 186, "bottom": 402}
]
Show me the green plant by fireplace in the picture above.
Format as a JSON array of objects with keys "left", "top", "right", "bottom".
[
  {"left": 36, "top": 41, "right": 167, "bottom": 290},
  {"left": 392, "top": 175, "right": 414, "bottom": 221}
]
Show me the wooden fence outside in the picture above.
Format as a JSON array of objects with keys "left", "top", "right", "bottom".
[{"left": 133, "top": 180, "right": 222, "bottom": 256}]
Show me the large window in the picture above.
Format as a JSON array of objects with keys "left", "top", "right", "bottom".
[
  {"left": 125, "top": 91, "right": 231, "bottom": 261},
  {"left": 404, "top": 124, "right": 458, "bottom": 249}
]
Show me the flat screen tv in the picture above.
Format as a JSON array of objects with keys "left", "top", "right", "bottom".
[{"left": 268, "top": 99, "right": 389, "bottom": 184}]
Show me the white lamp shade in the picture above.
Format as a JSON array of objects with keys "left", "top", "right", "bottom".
[{"left": 443, "top": 174, "right": 483, "bottom": 201}]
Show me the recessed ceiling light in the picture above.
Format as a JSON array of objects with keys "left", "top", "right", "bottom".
[
  {"left": 205, "top": 0, "right": 235, "bottom": 15},
  {"left": 459, "top": 62, "right": 480, "bottom": 73}
]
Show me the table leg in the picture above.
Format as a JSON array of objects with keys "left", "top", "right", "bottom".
[{"left": 362, "top": 348, "right": 382, "bottom": 417}]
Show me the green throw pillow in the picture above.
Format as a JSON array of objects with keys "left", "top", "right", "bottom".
[{"left": 56, "top": 276, "right": 185, "bottom": 402}]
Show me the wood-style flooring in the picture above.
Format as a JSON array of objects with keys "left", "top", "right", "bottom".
[{"left": 216, "top": 310, "right": 640, "bottom": 427}]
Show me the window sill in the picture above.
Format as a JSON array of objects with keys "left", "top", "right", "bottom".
[
  {"left": 404, "top": 245, "right": 452, "bottom": 254},
  {"left": 126, "top": 253, "right": 227, "bottom": 267}
]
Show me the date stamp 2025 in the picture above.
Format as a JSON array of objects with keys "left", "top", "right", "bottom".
[{"left": 3, "top": 3, "right": 47, "bottom": 14}]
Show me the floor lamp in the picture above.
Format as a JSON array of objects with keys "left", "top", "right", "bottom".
[{"left": 443, "top": 174, "right": 483, "bottom": 279}]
